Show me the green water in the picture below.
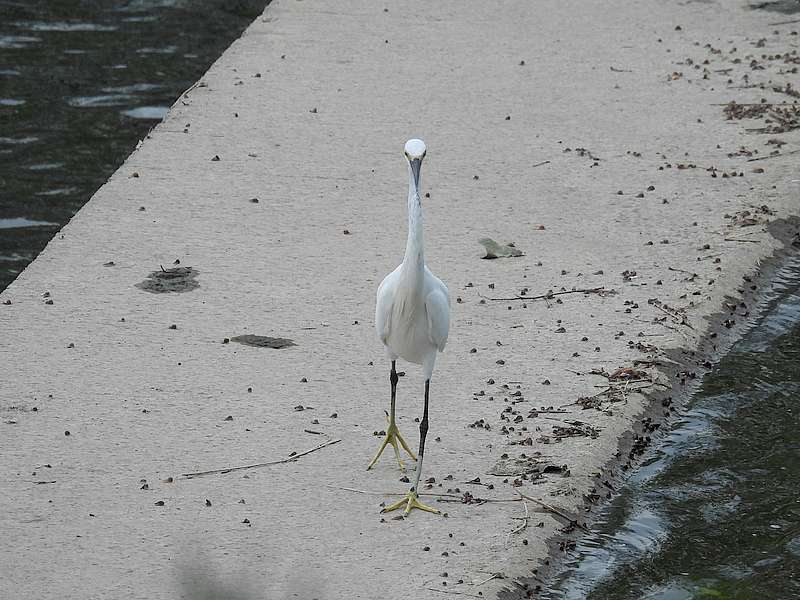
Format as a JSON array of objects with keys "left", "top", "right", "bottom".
[
  {"left": 545, "top": 255, "right": 800, "bottom": 600},
  {"left": 0, "top": 0, "right": 268, "bottom": 291}
]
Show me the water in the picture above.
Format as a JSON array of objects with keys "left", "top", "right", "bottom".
[
  {"left": 0, "top": 0, "right": 269, "bottom": 291},
  {"left": 545, "top": 254, "right": 800, "bottom": 600}
]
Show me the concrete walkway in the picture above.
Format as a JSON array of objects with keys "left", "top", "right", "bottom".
[{"left": 2, "top": 1, "right": 799, "bottom": 598}]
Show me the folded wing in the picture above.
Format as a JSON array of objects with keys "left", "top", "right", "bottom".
[{"left": 425, "top": 285, "right": 450, "bottom": 352}]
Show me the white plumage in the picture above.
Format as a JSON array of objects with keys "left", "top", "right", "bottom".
[
  {"left": 368, "top": 138, "right": 450, "bottom": 516},
  {"left": 375, "top": 265, "right": 449, "bottom": 375}
]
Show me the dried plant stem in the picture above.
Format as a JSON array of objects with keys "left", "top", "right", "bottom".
[
  {"left": 482, "top": 286, "right": 606, "bottom": 302},
  {"left": 515, "top": 491, "right": 591, "bottom": 532},
  {"left": 182, "top": 439, "right": 340, "bottom": 479}
]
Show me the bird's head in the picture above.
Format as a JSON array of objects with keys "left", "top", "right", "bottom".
[{"left": 404, "top": 138, "right": 426, "bottom": 191}]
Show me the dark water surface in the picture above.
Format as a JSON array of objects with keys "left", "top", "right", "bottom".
[
  {"left": 545, "top": 254, "right": 800, "bottom": 599},
  {"left": 0, "top": 0, "right": 268, "bottom": 291}
]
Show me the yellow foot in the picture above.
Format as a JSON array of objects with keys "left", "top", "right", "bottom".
[
  {"left": 367, "top": 420, "right": 417, "bottom": 471},
  {"left": 381, "top": 490, "right": 440, "bottom": 516}
]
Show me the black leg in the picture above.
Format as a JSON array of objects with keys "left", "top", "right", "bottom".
[
  {"left": 389, "top": 360, "right": 398, "bottom": 419},
  {"left": 380, "top": 378, "right": 439, "bottom": 514},
  {"left": 369, "top": 360, "right": 417, "bottom": 471},
  {"left": 413, "top": 379, "right": 430, "bottom": 491}
]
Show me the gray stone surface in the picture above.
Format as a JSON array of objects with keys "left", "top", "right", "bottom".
[{"left": 2, "top": 1, "right": 799, "bottom": 598}]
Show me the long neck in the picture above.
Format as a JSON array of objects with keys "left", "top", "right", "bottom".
[{"left": 401, "top": 164, "right": 424, "bottom": 281}]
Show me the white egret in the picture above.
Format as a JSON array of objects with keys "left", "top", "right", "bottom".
[{"left": 368, "top": 138, "right": 450, "bottom": 516}]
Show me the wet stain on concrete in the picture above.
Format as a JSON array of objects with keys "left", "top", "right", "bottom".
[
  {"left": 230, "top": 334, "right": 296, "bottom": 349},
  {"left": 135, "top": 266, "right": 199, "bottom": 293}
]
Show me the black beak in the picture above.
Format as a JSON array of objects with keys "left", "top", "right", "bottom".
[{"left": 410, "top": 158, "right": 422, "bottom": 191}]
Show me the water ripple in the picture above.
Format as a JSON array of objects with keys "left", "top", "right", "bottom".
[
  {"left": 0, "top": 35, "right": 41, "bottom": 49},
  {"left": 0, "top": 218, "right": 59, "bottom": 230},
  {"left": 67, "top": 94, "right": 133, "bottom": 108},
  {"left": 13, "top": 21, "right": 118, "bottom": 32},
  {"left": 0, "top": 136, "right": 39, "bottom": 145},
  {"left": 544, "top": 256, "right": 800, "bottom": 600},
  {"left": 122, "top": 106, "right": 169, "bottom": 119}
]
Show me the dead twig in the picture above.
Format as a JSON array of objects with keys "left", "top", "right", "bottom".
[
  {"left": 769, "top": 18, "right": 800, "bottom": 26},
  {"left": 515, "top": 490, "right": 591, "bottom": 532},
  {"left": 711, "top": 102, "right": 797, "bottom": 107},
  {"left": 724, "top": 237, "right": 760, "bottom": 243},
  {"left": 427, "top": 588, "right": 483, "bottom": 598},
  {"left": 182, "top": 439, "right": 341, "bottom": 478},
  {"left": 505, "top": 500, "right": 530, "bottom": 547},
  {"left": 327, "top": 485, "right": 460, "bottom": 499},
  {"left": 437, "top": 496, "right": 520, "bottom": 504},
  {"left": 591, "top": 380, "right": 661, "bottom": 391},
  {"left": 656, "top": 319, "right": 692, "bottom": 340},
  {"left": 174, "top": 79, "right": 208, "bottom": 106},
  {"left": 326, "top": 485, "right": 389, "bottom": 496},
  {"left": 327, "top": 485, "right": 521, "bottom": 503},
  {"left": 473, "top": 573, "right": 504, "bottom": 587},
  {"left": 746, "top": 149, "right": 800, "bottom": 162},
  {"left": 482, "top": 286, "right": 607, "bottom": 302},
  {"left": 606, "top": 378, "right": 653, "bottom": 387},
  {"left": 653, "top": 303, "right": 694, "bottom": 329},
  {"left": 532, "top": 160, "right": 550, "bottom": 168}
]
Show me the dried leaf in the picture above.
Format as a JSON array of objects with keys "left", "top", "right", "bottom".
[{"left": 478, "top": 238, "right": 524, "bottom": 259}]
